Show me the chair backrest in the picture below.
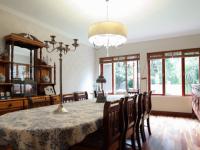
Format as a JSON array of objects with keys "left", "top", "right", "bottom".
[
  {"left": 142, "top": 92, "right": 148, "bottom": 116},
  {"left": 97, "top": 90, "right": 104, "bottom": 97},
  {"left": 28, "top": 96, "right": 52, "bottom": 108},
  {"left": 94, "top": 90, "right": 97, "bottom": 98},
  {"left": 63, "top": 93, "right": 75, "bottom": 103},
  {"left": 128, "top": 89, "right": 139, "bottom": 95},
  {"left": 96, "top": 90, "right": 106, "bottom": 103},
  {"left": 103, "top": 99, "right": 124, "bottom": 150},
  {"left": 74, "top": 91, "right": 88, "bottom": 101},
  {"left": 136, "top": 93, "right": 143, "bottom": 122},
  {"left": 146, "top": 91, "right": 152, "bottom": 114},
  {"left": 124, "top": 95, "right": 137, "bottom": 131}
]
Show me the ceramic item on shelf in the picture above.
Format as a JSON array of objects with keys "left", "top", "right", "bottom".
[
  {"left": 42, "top": 76, "right": 50, "bottom": 83},
  {"left": 5, "top": 91, "right": 11, "bottom": 99},
  {"left": 6, "top": 91, "right": 10, "bottom": 97},
  {"left": 0, "top": 92, "right": 5, "bottom": 99},
  {"left": 0, "top": 73, "right": 5, "bottom": 83}
]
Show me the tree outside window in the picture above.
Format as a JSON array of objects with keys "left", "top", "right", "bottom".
[
  {"left": 114, "top": 62, "right": 126, "bottom": 93},
  {"left": 150, "top": 59, "right": 162, "bottom": 94},
  {"left": 185, "top": 57, "right": 199, "bottom": 94}
]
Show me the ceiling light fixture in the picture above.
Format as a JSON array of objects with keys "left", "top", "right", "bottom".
[{"left": 88, "top": 0, "right": 127, "bottom": 56}]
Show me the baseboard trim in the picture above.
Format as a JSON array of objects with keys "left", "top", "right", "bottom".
[{"left": 151, "top": 110, "right": 194, "bottom": 118}]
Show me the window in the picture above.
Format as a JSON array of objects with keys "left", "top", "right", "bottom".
[
  {"left": 185, "top": 57, "right": 199, "bottom": 95},
  {"left": 148, "top": 49, "right": 200, "bottom": 96},
  {"left": 165, "top": 58, "right": 182, "bottom": 95},
  {"left": 100, "top": 54, "right": 140, "bottom": 94},
  {"left": 114, "top": 62, "right": 126, "bottom": 93},
  {"left": 150, "top": 59, "right": 163, "bottom": 94},
  {"left": 103, "top": 63, "right": 112, "bottom": 93},
  {"left": 127, "top": 60, "right": 140, "bottom": 90}
]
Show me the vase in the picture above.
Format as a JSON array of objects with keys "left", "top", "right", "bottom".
[{"left": 42, "top": 76, "right": 50, "bottom": 83}]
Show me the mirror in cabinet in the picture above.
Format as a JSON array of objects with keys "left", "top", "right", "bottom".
[
  {"left": 2, "top": 33, "right": 56, "bottom": 97},
  {"left": 12, "top": 46, "right": 34, "bottom": 81}
]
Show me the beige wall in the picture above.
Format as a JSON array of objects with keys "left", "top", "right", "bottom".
[
  {"left": 0, "top": 9, "right": 95, "bottom": 95},
  {"left": 96, "top": 34, "right": 200, "bottom": 113}
]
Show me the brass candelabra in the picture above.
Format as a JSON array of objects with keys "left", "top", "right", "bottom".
[{"left": 45, "top": 35, "right": 79, "bottom": 113}]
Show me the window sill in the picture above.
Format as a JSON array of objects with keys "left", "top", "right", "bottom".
[{"left": 152, "top": 95, "right": 191, "bottom": 98}]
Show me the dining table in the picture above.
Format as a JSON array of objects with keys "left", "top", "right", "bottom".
[{"left": 0, "top": 99, "right": 106, "bottom": 150}]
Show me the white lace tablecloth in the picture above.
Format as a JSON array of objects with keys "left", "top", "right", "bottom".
[{"left": 0, "top": 100, "right": 104, "bottom": 150}]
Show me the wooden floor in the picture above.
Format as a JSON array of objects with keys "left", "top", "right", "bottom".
[{"left": 140, "top": 116, "right": 200, "bottom": 150}]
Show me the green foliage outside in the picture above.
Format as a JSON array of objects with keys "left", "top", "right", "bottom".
[
  {"left": 115, "top": 62, "right": 126, "bottom": 90},
  {"left": 150, "top": 60, "right": 162, "bottom": 84},
  {"left": 115, "top": 61, "right": 135, "bottom": 91},
  {"left": 165, "top": 58, "right": 181, "bottom": 84},
  {"left": 127, "top": 63, "right": 134, "bottom": 89},
  {"left": 185, "top": 57, "right": 199, "bottom": 94}
]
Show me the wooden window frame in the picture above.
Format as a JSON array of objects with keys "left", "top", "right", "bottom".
[
  {"left": 147, "top": 48, "right": 200, "bottom": 96},
  {"left": 100, "top": 54, "right": 140, "bottom": 94}
]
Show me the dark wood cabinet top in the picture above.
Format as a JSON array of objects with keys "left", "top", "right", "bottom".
[{"left": 4, "top": 33, "right": 45, "bottom": 49}]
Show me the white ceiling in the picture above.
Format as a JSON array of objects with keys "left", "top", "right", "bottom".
[{"left": 1, "top": 0, "right": 200, "bottom": 45}]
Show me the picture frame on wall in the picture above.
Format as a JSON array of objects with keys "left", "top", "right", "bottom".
[{"left": 44, "top": 86, "right": 56, "bottom": 96}]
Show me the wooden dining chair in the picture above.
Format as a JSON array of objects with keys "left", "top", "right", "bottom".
[
  {"left": 143, "top": 91, "right": 152, "bottom": 136},
  {"left": 94, "top": 90, "right": 97, "bottom": 98},
  {"left": 63, "top": 93, "right": 75, "bottom": 103},
  {"left": 128, "top": 89, "right": 139, "bottom": 95},
  {"left": 74, "top": 91, "right": 88, "bottom": 101},
  {"left": 70, "top": 99, "right": 125, "bottom": 150},
  {"left": 97, "top": 90, "right": 104, "bottom": 97},
  {"left": 140, "top": 92, "right": 147, "bottom": 143},
  {"left": 122, "top": 95, "right": 137, "bottom": 150},
  {"left": 135, "top": 93, "right": 145, "bottom": 150},
  {"left": 94, "top": 90, "right": 104, "bottom": 98},
  {"left": 28, "top": 96, "right": 52, "bottom": 108},
  {"left": 96, "top": 90, "right": 107, "bottom": 103}
]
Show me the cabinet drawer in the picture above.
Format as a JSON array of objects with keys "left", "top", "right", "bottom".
[
  {"left": 0, "top": 100, "right": 24, "bottom": 109},
  {"left": 51, "top": 95, "right": 60, "bottom": 104},
  {"left": 23, "top": 99, "right": 29, "bottom": 109}
]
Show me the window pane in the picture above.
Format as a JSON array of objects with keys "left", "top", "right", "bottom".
[
  {"left": 165, "top": 58, "right": 182, "bottom": 95},
  {"left": 150, "top": 59, "right": 163, "bottom": 94},
  {"left": 127, "top": 61, "right": 139, "bottom": 90},
  {"left": 114, "top": 62, "right": 126, "bottom": 93},
  {"left": 137, "top": 61, "right": 140, "bottom": 89},
  {"left": 127, "top": 61, "right": 133, "bottom": 90},
  {"left": 185, "top": 57, "right": 199, "bottom": 95},
  {"left": 103, "top": 63, "right": 112, "bottom": 93}
]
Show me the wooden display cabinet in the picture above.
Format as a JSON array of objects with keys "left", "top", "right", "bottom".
[
  {"left": 0, "top": 33, "right": 56, "bottom": 115},
  {"left": 0, "top": 33, "right": 56, "bottom": 96},
  {"left": 0, "top": 33, "right": 57, "bottom": 115}
]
